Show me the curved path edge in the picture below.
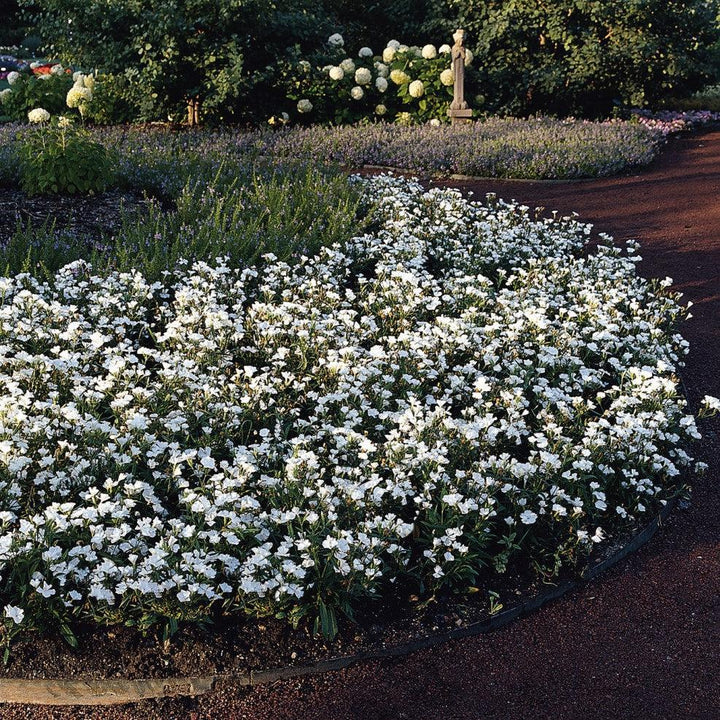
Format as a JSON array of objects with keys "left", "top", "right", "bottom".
[{"left": 0, "top": 499, "right": 676, "bottom": 707}]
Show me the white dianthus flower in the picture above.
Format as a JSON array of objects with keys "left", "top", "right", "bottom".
[
  {"left": 350, "top": 85, "right": 364, "bottom": 100},
  {"left": 375, "top": 76, "right": 388, "bottom": 92},
  {"left": 328, "top": 65, "right": 344, "bottom": 81},
  {"left": 4, "top": 605, "right": 24, "bottom": 625},
  {"left": 408, "top": 79, "right": 424, "bottom": 98},
  {"left": 421, "top": 44, "right": 437, "bottom": 59},
  {"left": 297, "top": 98, "right": 313, "bottom": 113},
  {"left": 340, "top": 58, "right": 356, "bottom": 73},
  {"left": 328, "top": 33, "right": 344, "bottom": 47},
  {"left": 440, "top": 68, "right": 454, "bottom": 86},
  {"left": 354, "top": 67, "right": 372, "bottom": 85},
  {"left": 358, "top": 47, "right": 373, "bottom": 58},
  {"left": 27, "top": 107, "right": 50, "bottom": 124}
]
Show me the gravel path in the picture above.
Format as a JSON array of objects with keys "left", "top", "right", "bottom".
[{"left": 2, "top": 128, "right": 720, "bottom": 720}]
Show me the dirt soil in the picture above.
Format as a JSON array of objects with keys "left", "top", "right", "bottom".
[{"left": 2, "top": 128, "right": 720, "bottom": 719}]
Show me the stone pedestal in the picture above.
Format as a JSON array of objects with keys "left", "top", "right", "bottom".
[{"left": 448, "top": 107, "right": 473, "bottom": 124}]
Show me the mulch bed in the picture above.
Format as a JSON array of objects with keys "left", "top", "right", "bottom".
[{"left": 2, "top": 128, "right": 720, "bottom": 718}]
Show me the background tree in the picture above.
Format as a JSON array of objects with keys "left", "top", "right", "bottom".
[
  {"left": 0, "top": 0, "right": 25, "bottom": 47},
  {"left": 423, "top": 0, "right": 720, "bottom": 116}
]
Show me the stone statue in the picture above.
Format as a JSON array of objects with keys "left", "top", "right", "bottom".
[
  {"left": 450, "top": 29, "right": 468, "bottom": 111},
  {"left": 448, "top": 29, "right": 472, "bottom": 123}
]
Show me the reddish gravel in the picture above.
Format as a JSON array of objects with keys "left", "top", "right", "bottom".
[{"left": 2, "top": 128, "right": 720, "bottom": 720}]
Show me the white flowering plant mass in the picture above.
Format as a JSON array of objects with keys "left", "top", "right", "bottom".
[
  {"left": 275, "top": 34, "right": 462, "bottom": 125},
  {"left": 0, "top": 174, "right": 712, "bottom": 646}
]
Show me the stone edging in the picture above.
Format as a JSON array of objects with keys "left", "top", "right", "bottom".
[{"left": 0, "top": 499, "right": 676, "bottom": 706}]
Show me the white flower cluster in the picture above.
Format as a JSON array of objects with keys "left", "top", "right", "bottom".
[
  {"left": 0, "top": 176, "right": 702, "bottom": 631},
  {"left": 27, "top": 107, "right": 50, "bottom": 124}
]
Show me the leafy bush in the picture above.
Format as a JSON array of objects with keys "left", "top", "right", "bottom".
[
  {"left": 19, "top": 0, "right": 338, "bottom": 123},
  {"left": 17, "top": 119, "right": 116, "bottom": 195},
  {"left": 0, "top": 68, "right": 73, "bottom": 120},
  {"left": 271, "top": 35, "right": 461, "bottom": 125}
]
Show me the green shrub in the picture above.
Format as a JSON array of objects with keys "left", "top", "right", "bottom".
[
  {"left": 0, "top": 70, "right": 73, "bottom": 120},
  {"left": 423, "top": 0, "right": 720, "bottom": 116},
  {"left": 18, "top": 119, "right": 116, "bottom": 195}
]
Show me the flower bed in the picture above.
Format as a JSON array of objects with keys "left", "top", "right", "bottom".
[
  {"left": 0, "top": 174, "right": 708, "bottom": 646},
  {"left": 260, "top": 117, "right": 661, "bottom": 178}
]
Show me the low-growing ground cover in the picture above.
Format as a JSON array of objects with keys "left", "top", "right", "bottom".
[
  {"left": 0, "top": 116, "right": 666, "bottom": 192},
  {"left": 0, "top": 166, "right": 712, "bottom": 657}
]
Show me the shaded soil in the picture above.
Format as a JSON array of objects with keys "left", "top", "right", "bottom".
[
  {"left": 0, "top": 189, "right": 150, "bottom": 245},
  {"left": 2, "top": 128, "right": 720, "bottom": 718}
]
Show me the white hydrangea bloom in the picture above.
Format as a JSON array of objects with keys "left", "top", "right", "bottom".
[
  {"left": 440, "top": 68, "right": 454, "bottom": 86},
  {"left": 375, "top": 62, "right": 389, "bottom": 78},
  {"left": 339, "top": 58, "right": 356, "bottom": 74},
  {"left": 422, "top": 44, "right": 437, "bottom": 59},
  {"left": 358, "top": 46, "right": 373, "bottom": 58},
  {"left": 408, "top": 79, "right": 424, "bottom": 98},
  {"left": 328, "top": 33, "right": 344, "bottom": 47},
  {"left": 375, "top": 103, "right": 387, "bottom": 115},
  {"left": 6, "top": 71, "right": 19, "bottom": 85},
  {"left": 296, "top": 98, "right": 313, "bottom": 113},
  {"left": 389, "top": 69, "right": 409, "bottom": 85},
  {"left": 465, "top": 49, "right": 474, "bottom": 66},
  {"left": 66, "top": 85, "right": 92, "bottom": 108},
  {"left": 27, "top": 107, "right": 50, "bottom": 124},
  {"left": 350, "top": 85, "right": 364, "bottom": 100},
  {"left": 375, "top": 76, "right": 388, "bottom": 92},
  {"left": 354, "top": 67, "right": 372, "bottom": 85},
  {"left": 439, "top": 44, "right": 451, "bottom": 54},
  {"left": 328, "top": 66, "right": 344, "bottom": 81},
  {"left": 382, "top": 47, "right": 396, "bottom": 63}
]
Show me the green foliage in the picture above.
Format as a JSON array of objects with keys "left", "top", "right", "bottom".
[
  {"left": 0, "top": 70, "right": 73, "bottom": 121},
  {"left": 103, "top": 162, "right": 365, "bottom": 281},
  {"left": 19, "top": 0, "right": 338, "bottom": 123},
  {"left": 423, "top": 0, "right": 720, "bottom": 116},
  {"left": 17, "top": 121, "right": 116, "bottom": 195}
]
